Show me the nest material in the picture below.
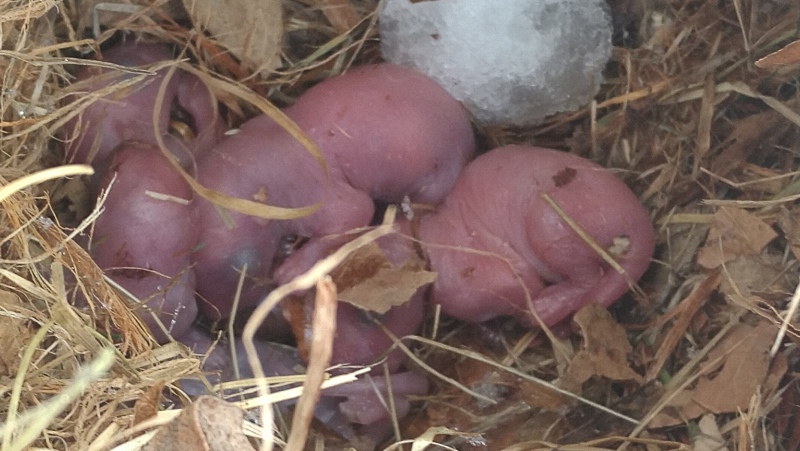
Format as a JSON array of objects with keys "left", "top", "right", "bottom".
[{"left": 1, "top": 0, "right": 799, "bottom": 449}]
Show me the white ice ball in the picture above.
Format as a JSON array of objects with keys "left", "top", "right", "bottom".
[{"left": 379, "top": 0, "right": 613, "bottom": 125}]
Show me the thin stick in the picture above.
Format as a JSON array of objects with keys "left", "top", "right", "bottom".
[
  {"left": 285, "top": 277, "right": 337, "bottom": 451},
  {"left": 770, "top": 274, "right": 800, "bottom": 358},
  {"left": 0, "top": 165, "right": 93, "bottom": 203},
  {"left": 242, "top": 220, "right": 396, "bottom": 450}
]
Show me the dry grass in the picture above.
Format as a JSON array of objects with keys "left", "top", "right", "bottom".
[{"left": 1, "top": 0, "right": 799, "bottom": 450}]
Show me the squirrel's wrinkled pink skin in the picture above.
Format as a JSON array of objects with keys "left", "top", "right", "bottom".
[
  {"left": 192, "top": 63, "right": 474, "bottom": 320},
  {"left": 191, "top": 114, "right": 373, "bottom": 320},
  {"left": 63, "top": 42, "right": 223, "bottom": 167},
  {"left": 90, "top": 143, "right": 198, "bottom": 341},
  {"left": 329, "top": 295, "right": 424, "bottom": 371},
  {"left": 322, "top": 370, "right": 429, "bottom": 425},
  {"left": 109, "top": 272, "right": 196, "bottom": 341},
  {"left": 420, "top": 145, "right": 655, "bottom": 326},
  {"left": 287, "top": 63, "right": 475, "bottom": 204}
]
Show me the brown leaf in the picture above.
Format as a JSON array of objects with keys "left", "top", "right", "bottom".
[
  {"left": 709, "top": 111, "right": 786, "bottom": 178},
  {"left": 332, "top": 242, "right": 436, "bottom": 314},
  {"left": 318, "top": 0, "right": 362, "bottom": 33},
  {"left": 142, "top": 396, "right": 255, "bottom": 451},
  {"left": 560, "top": 303, "right": 642, "bottom": 392},
  {"left": 282, "top": 295, "right": 312, "bottom": 362},
  {"left": 718, "top": 252, "right": 787, "bottom": 299},
  {"left": 696, "top": 206, "right": 777, "bottom": 269},
  {"left": 756, "top": 39, "right": 800, "bottom": 68},
  {"left": 133, "top": 381, "right": 166, "bottom": 426},
  {"left": 689, "top": 322, "right": 777, "bottom": 412},
  {"left": 651, "top": 321, "right": 782, "bottom": 427},
  {"left": 182, "top": 0, "right": 282, "bottom": 76}
]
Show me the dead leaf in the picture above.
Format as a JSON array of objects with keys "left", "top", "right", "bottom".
[
  {"left": 709, "top": 111, "right": 787, "bottom": 178},
  {"left": 318, "top": 0, "right": 362, "bottom": 33},
  {"left": 559, "top": 303, "right": 643, "bottom": 392},
  {"left": 651, "top": 321, "right": 783, "bottom": 427},
  {"left": 696, "top": 206, "right": 777, "bottom": 269},
  {"left": 182, "top": 0, "right": 282, "bottom": 76},
  {"left": 692, "top": 414, "right": 728, "bottom": 451},
  {"left": 718, "top": 252, "right": 788, "bottom": 299},
  {"left": 690, "top": 322, "right": 777, "bottom": 413},
  {"left": 756, "top": 39, "right": 800, "bottom": 68},
  {"left": 142, "top": 396, "right": 255, "bottom": 451},
  {"left": 332, "top": 242, "right": 436, "bottom": 314},
  {"left": 282, "top": 295, "right": 312, "bottom": 362},
  {"left": 133, "top": 381, "right": 166, "bottom": 426}
]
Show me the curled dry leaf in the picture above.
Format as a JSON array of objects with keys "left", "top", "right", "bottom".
[
  {"left": 331, "top": 241, "right": 436, "bottom": 314},
  {"left": 559, "top": 303, "right": 643, "bottom": 392},
  {"left": 133, "top": 380, "right": 166, "bottom": 426},
  {"left": 181, "top": 0, "right": 282, "bottom": 76},
  {"left": 650, "top": 321, "right": 785, "bottom": 428},
  {"left": 318, "top": 0, "right": 362, "bottom": 33},
  {"left": 696, "top": 206, "right": 777, "bottom": 269},
  {"left": 755, "top": 40, "right": 800, "bottom": 69},
  {"left": 718, "top": 252, "right": 789, "bottom": 300},
  {"left": 142, "top": 396, "right": 255, "bottom": 451}
]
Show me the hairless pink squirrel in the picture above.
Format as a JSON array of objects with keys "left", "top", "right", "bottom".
[
  {"left": 191, "top": 63, "right": 475, "bottom": 323},
  {"left": 67, "top": 42, "right": 222, "bottom": 343},
  {"left": 62, "top": 42, "right": 223, "bottom": 168},
  {"left": 64, "top": 43, "right": 655, "bottom": 449},
  {"left": 89, "top": 143, "right": 199, "bottom": 342},
  {"left": 416, "top": 145, "right": 655, "bottom": 327}
]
